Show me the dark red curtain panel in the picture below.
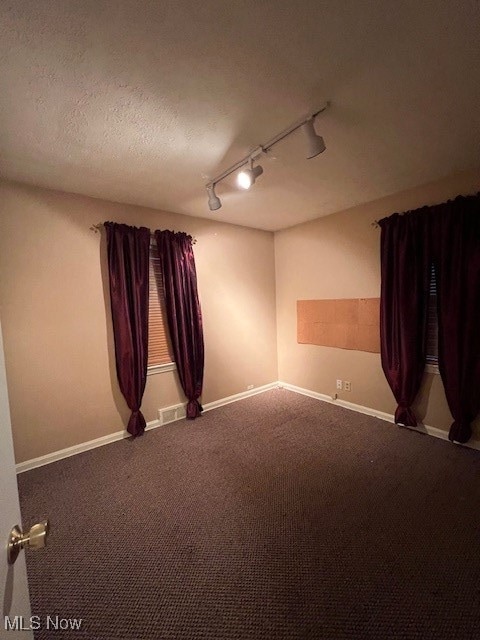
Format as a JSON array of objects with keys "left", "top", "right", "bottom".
[
  {"left": 155, "top": 230, "right": 204, "bottom": 419},
  {"left": 105, "top": 222, "right": 151, "bottom": 437},
  {"left": 432, "top": 196, "right": 480, "bottom": 443},
  {"left": 379, "top": 212, "right": 430, "bottom": 426}
]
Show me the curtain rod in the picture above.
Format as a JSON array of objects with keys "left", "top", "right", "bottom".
[
  {"left": 93, "top": 220, "right": 378, "bottom": 234},
  {"left": 370, "top": 191, "right": 479, "bottom": 231},
  {"left": 90, "top": 223, "right": 197, "bottom": 243}
]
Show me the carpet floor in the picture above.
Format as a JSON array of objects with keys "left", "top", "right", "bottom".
[{"left": 18, "top": 388, "right": 480, "bottom": 639}]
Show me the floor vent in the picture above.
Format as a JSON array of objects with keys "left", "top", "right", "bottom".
[{"left": 159, "top": 404, "right": 186, "bottom": 425}]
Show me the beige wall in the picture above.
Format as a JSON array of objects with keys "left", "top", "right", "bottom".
[
  {"left": 275, "top": 169, "right": 480, "bottom": 437},
  {"left": 2, "top": 170, "right": 479, "bottom": 463},
  {"left": 0, "top": 181, "right": 278, "bottom": 463}
]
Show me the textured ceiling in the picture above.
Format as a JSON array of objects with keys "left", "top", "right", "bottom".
[{"left": 1, "top": 1, "right": 479, "bottom": 231}]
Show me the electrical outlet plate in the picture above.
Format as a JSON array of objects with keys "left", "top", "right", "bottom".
[
  {"left": 344, "top": 381, "right": 351, "bottom": 392},
  {"left": 336, "top": 379, "right": 342, "bottom": 390}
]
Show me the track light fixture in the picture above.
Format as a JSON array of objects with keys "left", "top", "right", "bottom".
[
  {"left": 302, "top": 118, "right": 326, "bottom": 159},
  {"left": 237, "top": 159, "right": 264, "bottom": 190},
  {"left": 207, "top": 184, "right": 221, "bottom": 211},
  {"left": 205, "top": 102, "right": 329, "bottom": 211}
]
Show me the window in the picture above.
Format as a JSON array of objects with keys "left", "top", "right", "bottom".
[
  {"left": 148, "top": 243, "right": 174, "bottom": 371},
  {"left": 426, "top": 264, "right": 439, "bottom": 371}
]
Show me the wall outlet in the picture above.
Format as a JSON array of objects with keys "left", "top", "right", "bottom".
[
  {"left": 247, "top": 384, "right": 254, "bottom": 390},
  {"left": 336, "top": 379, "right": 343, "bottom": 390},
  {"left": 344, "top": 381, "right": 351, "bottom": 392}
]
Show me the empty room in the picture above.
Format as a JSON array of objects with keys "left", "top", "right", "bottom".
[{"left": 1, "top": 1, "right": 479, "bottom": 639}]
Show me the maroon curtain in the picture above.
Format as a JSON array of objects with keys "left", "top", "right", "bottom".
[
  {"left": 379, "top": 211, "right": 431, "bottom": 426},
  {"left": 155, "top": 230, "right": 204, "bottom": 419},
  {"left": 432, "top": 196, "right": 480, "bottom": 443},
  {"left": 105, "top": 222, "right": 150, "bottom": 437}
]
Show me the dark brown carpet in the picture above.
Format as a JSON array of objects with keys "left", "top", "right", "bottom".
[{"left": 18, "top": 388, "right": 480, "bottom": 639}]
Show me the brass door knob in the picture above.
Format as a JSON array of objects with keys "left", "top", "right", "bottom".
[{"left": 7, "top": 520, "right": 49, "bottom": 565}]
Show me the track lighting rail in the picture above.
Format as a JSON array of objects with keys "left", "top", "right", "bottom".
[{"left": 205, "top": 102, "right": 329, "bottom": 210}]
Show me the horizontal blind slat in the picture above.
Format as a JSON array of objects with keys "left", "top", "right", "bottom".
[
  {"left": 426, "top": 265, "right": 438, "bottom": 364},
  {"left": 148, "top": 245, "right": 173, "bottom": 367}
]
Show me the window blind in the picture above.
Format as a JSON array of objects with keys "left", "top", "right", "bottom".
[
  {"left": 426, "top": 264, "right": 438, "bottom": 365},
  {"left": 148, "top": 244, "right": 173, "bottom": 367}
]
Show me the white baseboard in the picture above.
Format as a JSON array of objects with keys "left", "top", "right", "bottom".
[
  {"left": 16, "top": 382, "right": 279, "bottom": 474},
  {"left": 278, "top": 381, "right": 480, "bottom": 452},
  {"left": 202, "top": 382, "right": 279, "bottom": 412},
  {"left": 16, "top": 429, "right": 131, "bottom": 474},
  {"left": 278, "top": 382, "right": 394, "bottom": 422},
  {"left": 16, "top": 422, "right": 166, "bottom": 474},
  {"left": 16, "top": 379, "right": 478, "bottom": 473}
]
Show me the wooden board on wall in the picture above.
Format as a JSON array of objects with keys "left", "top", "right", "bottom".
[{"left": 297, "top": 298, "right": 380, "bottom": 353}]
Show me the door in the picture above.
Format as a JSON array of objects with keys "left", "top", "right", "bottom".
[{"left": 0, "top": 319, "right": 33, "bottom": 639}]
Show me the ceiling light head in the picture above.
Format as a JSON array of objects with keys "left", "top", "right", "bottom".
[
  {"left": 302, "top": 118, "right": 326, "bottom": 159},
  {"left": 237, "top": 161, "right": 264, "bottom": 190},
  {"left": 206, "top": 184, "right": 221, "bottom": 211}
]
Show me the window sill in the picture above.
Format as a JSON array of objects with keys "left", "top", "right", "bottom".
[
  {"left": 425, "top": 363, "right": 440, "bottom": 375},
  {"left": 147, "top": 362, "right": 176, "bottom": 376}
]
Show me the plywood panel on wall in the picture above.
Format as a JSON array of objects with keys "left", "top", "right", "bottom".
[{"left": 297, "top": 298, "right": 380, "bottom": 353}]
